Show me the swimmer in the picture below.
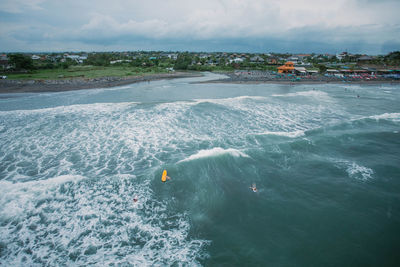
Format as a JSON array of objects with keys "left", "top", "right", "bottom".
[
  {"left": 249, "top": 183, "right": 257, "bottom": 192},
  {"left": 133, "top": 195, "right": 138, "bottom": 203}
]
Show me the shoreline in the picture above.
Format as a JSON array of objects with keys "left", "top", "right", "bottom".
[
  {"left": 1, "top": 71, "right": 399, "bottom": 94},
  {"left": 0, "top": 72, "right": 203, "bottom": 94},
  {"left": 198, "top": 72, "right": 400, "bottom": 85},
  {"left": 196, "top": 79, "right": 400, "bottom": 85}
]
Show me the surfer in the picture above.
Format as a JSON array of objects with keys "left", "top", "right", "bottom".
[
  {"left": 161, "top": 169, "right": 171, "bottom": 182},
  {"left": 250, "top": 183, "right": 257, "bottom": 192}
]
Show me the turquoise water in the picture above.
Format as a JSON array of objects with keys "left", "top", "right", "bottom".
[{"left": 1, "top": 73, "right": 399, "bottom": 266}]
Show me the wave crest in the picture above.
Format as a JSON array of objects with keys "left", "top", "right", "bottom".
[
  {"left": 178, "top": 147, "right": 249, "bottom": 163},
  {"left": 256, "top": 130, "right": 305, "bottom": 138},
  {"left": 369, "top": 113, "right": 400, "bottom": 122}
]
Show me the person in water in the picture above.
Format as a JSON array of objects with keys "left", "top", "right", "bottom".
[
  {"left": 162, "top": 171, "right": 171, "bottom": 182},
  {"left": 133, "top": 196, "right": 138, "bottom": 203},
  {"left": 250, "top": 183, "right": 257, "bottom": 192}
]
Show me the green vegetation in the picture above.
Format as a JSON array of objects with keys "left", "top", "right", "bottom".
[
  {"left": 9, "top": 54, "right": 34, "bottom": 71},
  {"left": 2, "top": 50, "right": 398, "bottom": 80},
  {"left": 315, "top": 64, "right": 327, "bottom": 73},
  {"left": 385, "top": 51, "right": 400, "bottom": 66},
  {"left": 174, "top": 53, "right": 193, "bottom": 70},
  {"left": 5, "top": 65, "right": 169, "bottom": 80}
]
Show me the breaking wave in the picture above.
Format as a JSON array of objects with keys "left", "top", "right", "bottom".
[
  {"left": 255, "top": 130, "right": 305, "bottom": 138},
  {"left": 178, "top": 147, "right": 250, "bottom": 163}
]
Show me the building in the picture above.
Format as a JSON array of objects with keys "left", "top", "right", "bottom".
[
  {"left": 287, "top": 56, "right": 299, "bottom": 64},
  {"left": 357, "top": 55, "right": 374, "bottom": 63},
  {"left": 250, "top": 56, "right": 264, "bottom": 62},
  {"left": 278, "top": 61, "right": 295, "bottom": 73},
  {"left": 294, "top": 67, "right": 307, "bottom": 75},
  {"left": 296, "top": 54, "right": 311, "bottom": 60},
  {"left": 230, "top": 58, "right": 244, "bottom": 63},
  {"left": 0, "top": 54, "right": 10, "bottom": 70},
  {"left": 167, "top": 54, "right": 178, "bottom": 60},
  {"left": 267, "top": 57, "right": 278, "bottom": 64}
]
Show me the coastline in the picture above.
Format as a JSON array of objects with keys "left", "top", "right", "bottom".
[
  {"left": 197, "top": 72, "right": 400, "bottom": 85},
  {"left": 0, "top": 72, "right": 203, "bottom": 94},
  {"left": 197, "top": 79, "right": 400, "bottom": 85},
  {"left": 1, "top": 71, "right": 399, "bottom": 94}
]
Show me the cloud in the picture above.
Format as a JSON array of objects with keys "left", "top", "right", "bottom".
[
  {"left": 0, "top": 0, "right": 399, "bottom": 53},
  {"left": 1, "top": 0, "right": 45, "bottom": 13},
  {"left": 80, "top": 14, "right": 171, "bottom": 39}
]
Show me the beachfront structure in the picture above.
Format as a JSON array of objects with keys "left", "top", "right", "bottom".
[
  {"left": 229, "top": 58, "right": 244, "bottom": 64},
  {"left": 294, "top": 67, "right": 307, "bottom": 75},
  {"left": 250, "top": 56, "right": 265, "bottom": 62},
  {"left": 278, "top": 61, "right": 295, "bottom": 73}
]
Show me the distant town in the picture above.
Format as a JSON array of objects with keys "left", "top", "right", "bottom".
[{"left": 1, "top": 51, "right": 399, "bottom": 81}]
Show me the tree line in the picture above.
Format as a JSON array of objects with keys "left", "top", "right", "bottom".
[{"left": 4, "top": 51, "right": 400, "bottom": 72}]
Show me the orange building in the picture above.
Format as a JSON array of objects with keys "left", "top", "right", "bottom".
[{"left": 278, "top": 61, "right": 295, "bottom": 73}]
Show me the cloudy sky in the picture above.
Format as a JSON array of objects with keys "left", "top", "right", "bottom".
[{"left": 1, "top": 0, "right": 399, "bottom": 54}]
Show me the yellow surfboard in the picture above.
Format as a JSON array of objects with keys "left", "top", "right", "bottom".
[{"left": 161, "top": 170, "right": 167, "bottom": 182}]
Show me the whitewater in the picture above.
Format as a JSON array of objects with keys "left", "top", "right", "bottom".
[{"left": 1, "top": 73, "right": 399, "bottom": 266}]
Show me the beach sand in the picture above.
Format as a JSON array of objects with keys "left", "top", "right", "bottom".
[
  {"left": 0, "top": 72, "right": 202, "bottom": 94},
  {"left": 1, "top": 71, "right": 399, "bottom": 93}
]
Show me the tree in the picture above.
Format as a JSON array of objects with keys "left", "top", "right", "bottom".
[
  {"left": 174, "top": 53, "right": 192, "bottom": 70},
  {"left": 85, "top": 53, "right": 112, "bottom": 66},
  {"left": 9, "top": 54, "right": 34, "bottom": 70},
  {"left": 316, "top": 64, "right": 327, "bottom": 73},
  {"left": 385, "top": 51, "right": 400, "bottom": 65}
]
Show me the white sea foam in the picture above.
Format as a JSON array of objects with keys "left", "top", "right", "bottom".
[
  {"left": 0, "top": 174, "right": 209, "bottom": 266},
  {"left": 0, "top": 101, "right": 137, "bottom": 116},
  {"left": 256, "top": 130, "right": 305, "bottom": 138},
  {"left": 0, "top": 175, "right": 85, "bottom": 219},
  {"left": 272, "top": 90, "right": 330, "bottom": 98},
  {"left": 332, "top": 159, "right": 374, "bottom": 181},
  {"left": 189, "top": 94, "right": 343, "bottom": 140},
  {"left": 179, "top": 147, "right": 250, "bottom": 163},
  {"left": 346, "top": 162, "right": 374, "bottom": 181},
  {"left": 369, "top": 112, "right": 400, "bottom": 122},
  {"left": 193, "top": 95, "right": 268, "bottom": 105},
  {"left": 0, "top": 87, "right": 350, "bottom": 265},
  {"left": 0, "top": 93, "right": 343, "bottom": 184}
]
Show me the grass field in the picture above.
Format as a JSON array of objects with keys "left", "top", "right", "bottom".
[{"left": 5, "top": 65, "right": 169, "bottom": 80}]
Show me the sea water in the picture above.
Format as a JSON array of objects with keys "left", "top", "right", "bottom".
[{"left": 0, "top": 73, "right": 399, "bottom": 266}]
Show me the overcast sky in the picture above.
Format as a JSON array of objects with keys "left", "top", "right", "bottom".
[{"left": 1, "top": 0, "right": 399, "bottom": 54}]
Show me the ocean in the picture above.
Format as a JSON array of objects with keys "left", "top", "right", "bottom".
[{"left": 1, "top": 73, "right": 399, "bottom": 266}]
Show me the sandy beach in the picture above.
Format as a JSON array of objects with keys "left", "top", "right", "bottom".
[
  {"left": 0, "top": 72, "right": 202, "bottom": 93},
  {"left": 1, "top": 71, "right": 399, "bottom": 94},
  {"left": 199, "top": 71, "right": 400, "bottom": 85}
]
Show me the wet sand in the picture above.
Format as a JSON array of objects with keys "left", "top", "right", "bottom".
[
  {"left": 0, "top": 72, "right": 202, "bottom": 94},
  {"left": 1, "top": 71, "right": 399, "bottom": 93},
  {"left": 198, "top": 72, "right": 400, "bottom": 85}
]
